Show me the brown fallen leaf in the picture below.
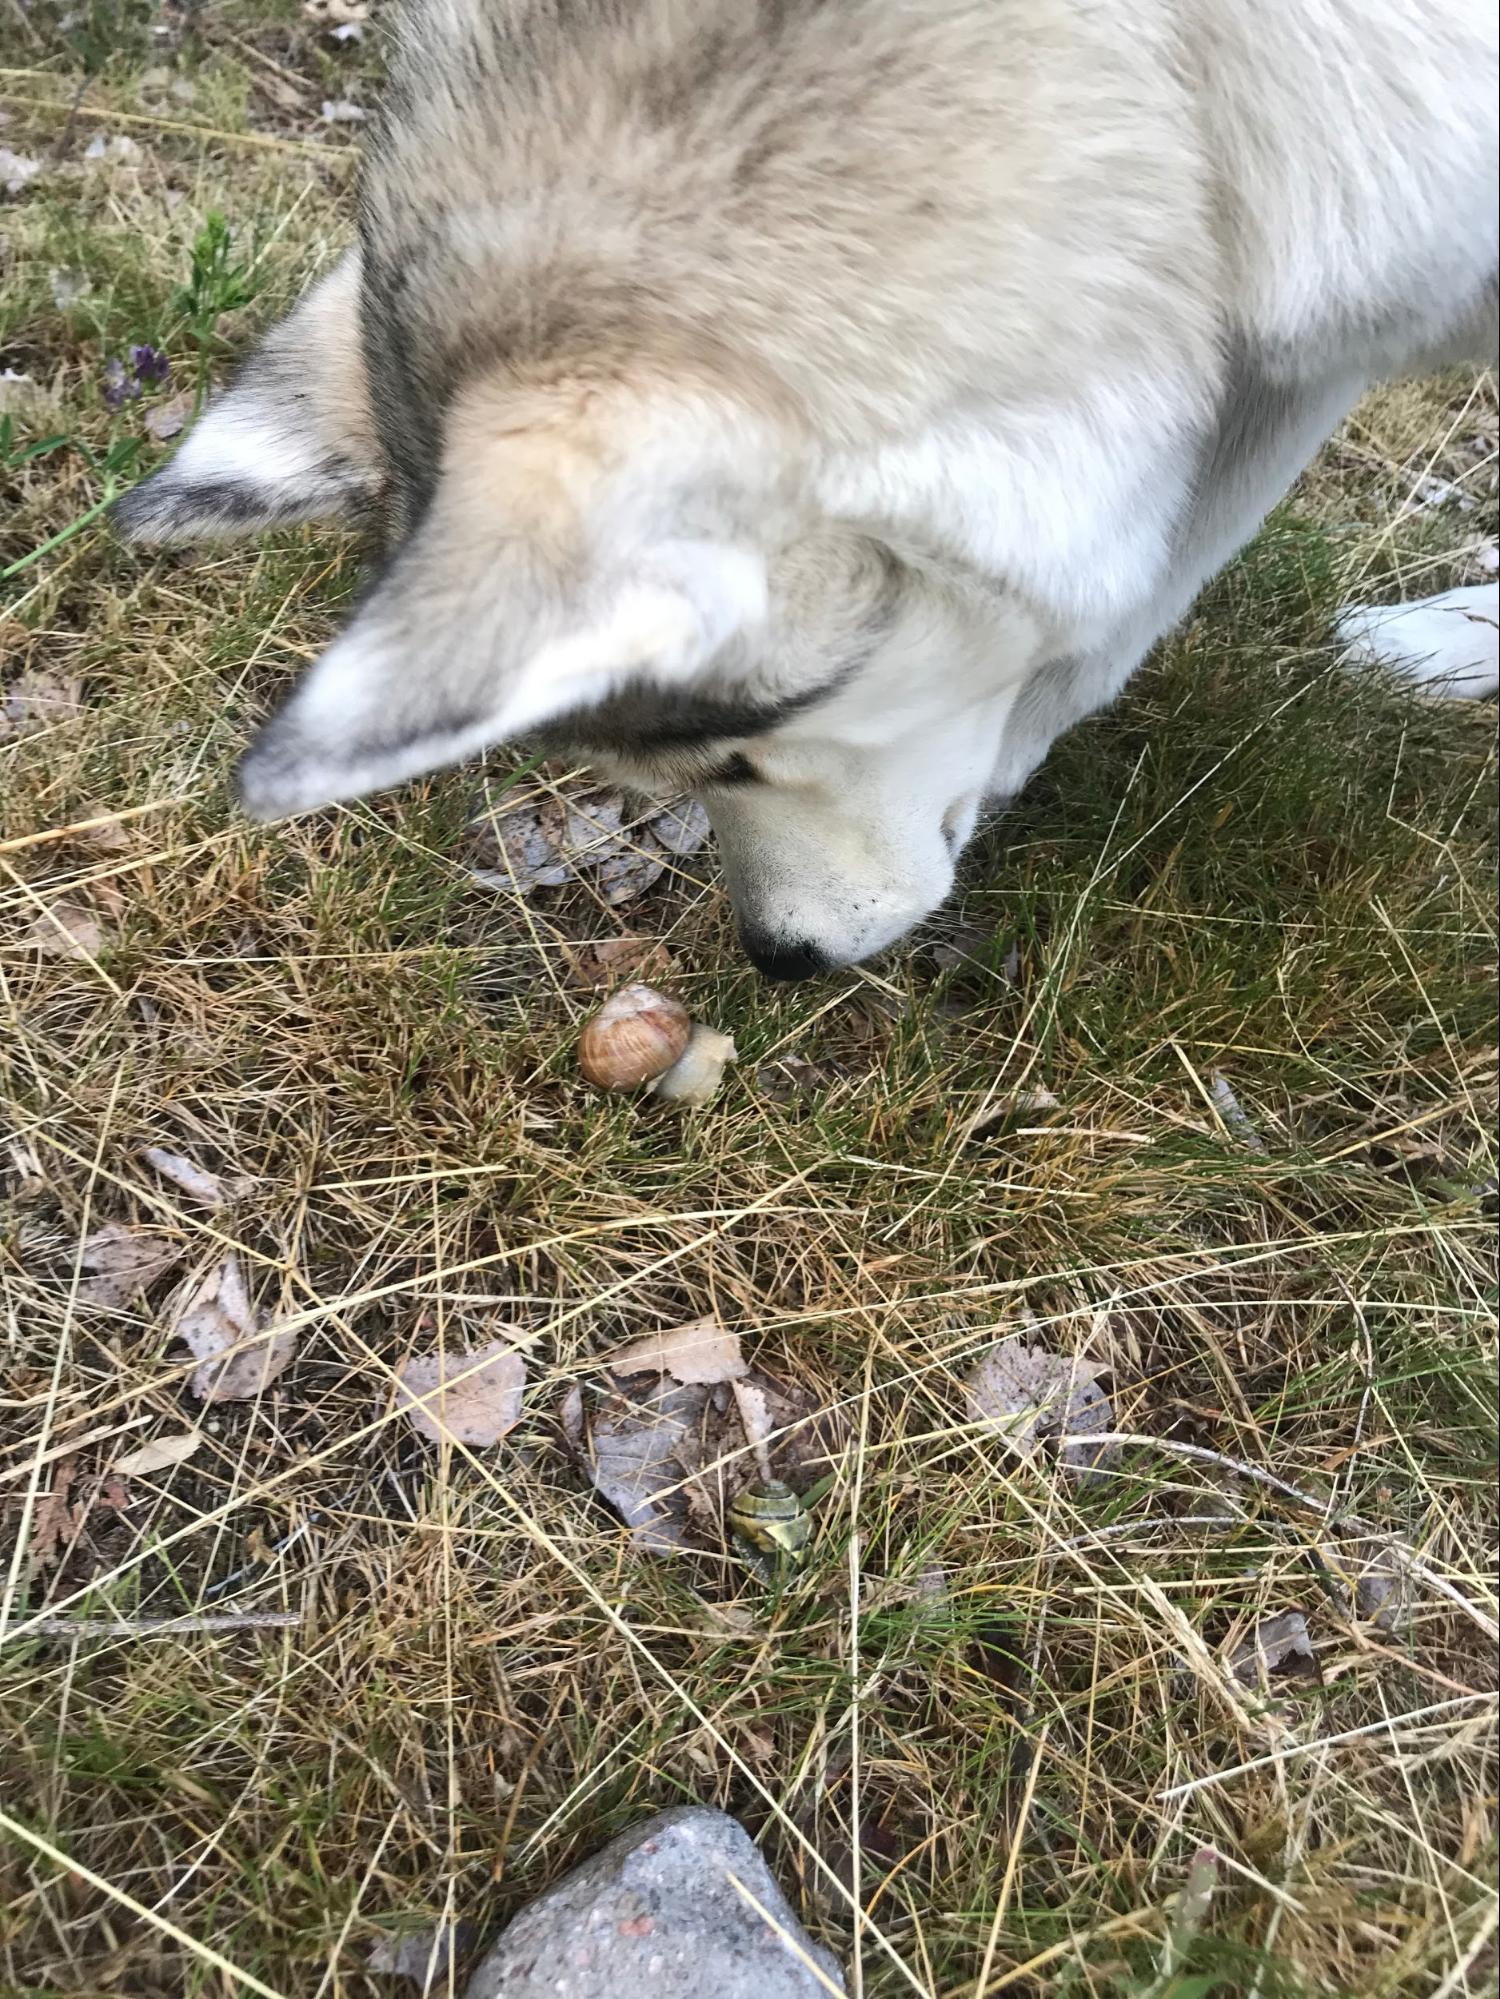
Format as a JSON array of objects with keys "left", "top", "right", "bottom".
[
  {"left": 469, "top": 787, "right": 707, "bottom": 906},
  {"left": 563, "top": 935, "right": 679, "bottom": 990},
  {"left": 144, "top": 392, "right": 192, "bottom": 442},
  {"left": 1321, "top": 1532, "right": 1409, "bottom": 1631},
  {"left": 26, "top": 901, "right": 107, "bottom": 961},
  {"left": 569, "top": 1365, "right": 840, "bottom": 1555},
  {"left": 78, "top": 1222, "right": 181, "bottom": 1307},
  {"left": 646, "top": 797, "right": 711, "bottom": 857},
  {"left": 95, "top": 1473, "right": 132, "bottom": 1512},
  {"left": 557, "top": 1382, "right": 585, "bottom": 1448},
  {"left": 69, "top": 809, "right": 135, "bottom": 856},
  {"left": 578, "top": 1377, "right": 706, "bottom": 1552},
  {"left": 607, "top": 1317, "right": 747, "bottom": 1386},
  {"left": 366, "top": 1921, "right": 478, "bottom": 1990},
  {"left": 1228, "top": 1609, "right": 1321, "bottom": 1686},
  {"left": 1210, "top": 1071, "right": 1267, "bottom": 1153},
  {"left": 142, "top": 1146, "right": 227, "bottom": 1207},
  {"left": 964, "top": 1086, "right": 1061, "bottom": 1141},
  {"left": 179, "top": 1257, "right": 296, "bottom": 1403},
  {"left": 964, "top": 1336, "right": 1115, "bottom": 1478},
  {"left": 755, "top": 1055, "right": 834, "bottom": 1103},
  {"left": 1, "top": 668, "right": 83, "bottom": 741},
  {"left": 396, "top": 1337, "right": 526, "bottom": 1445},
  {"left": 729, "top": 1376, "right": 776, "bottom": 1479},
  {"left": 0, "top": 146, "right": 42, "bottom": 197},
  {"left": 114, "top": 1430, "right": 203, "bottom": 1478},
  {"left": 28, "top": 1454, "right": 80, "bottom": 1568}
]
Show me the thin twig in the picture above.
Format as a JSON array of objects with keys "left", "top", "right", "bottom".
[
  {"left": 27, "top": 1611, "right": 301, "bottom": 1639},
  {"left": 0, "top": 799, "right": 183, "bottom": 857},
  {"left": 0, "top": 89, "right": 353, "bottom": 157}
]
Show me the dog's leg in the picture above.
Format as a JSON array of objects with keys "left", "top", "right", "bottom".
[{"left": 1336, "top": 582, "right": 1499, "bottom": 699}]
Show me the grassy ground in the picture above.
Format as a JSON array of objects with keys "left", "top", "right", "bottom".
[{"left": 2, "top": 11, "right": 1498, "bottom": 1999}]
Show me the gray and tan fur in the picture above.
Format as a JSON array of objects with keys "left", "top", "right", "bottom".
[{"left": 116, "top": 0, "right": 1499, "bottom": 977}]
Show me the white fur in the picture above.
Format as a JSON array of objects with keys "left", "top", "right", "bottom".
[
  {"left": 1337, "top": 584, "right": 1500, "bottom": 699},
  {"left": 121, "top": 0, "right": 1498, "bottom": 967},
  {"left": 165, "top": 401, "right": 329, "bottom": 492}
]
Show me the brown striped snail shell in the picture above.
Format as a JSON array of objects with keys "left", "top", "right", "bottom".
[
  {"left": 577, "top": 984, "right": 691, "bottom": 1090},
  {"left": 728, "top": 1479, "right": 811, "bottom": 1560}
]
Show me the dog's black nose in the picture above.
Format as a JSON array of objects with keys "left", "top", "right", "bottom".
[{"left": 742, "top": 932, "right": 830, "bottom": 982}]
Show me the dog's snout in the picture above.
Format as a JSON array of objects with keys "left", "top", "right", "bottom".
[{"left": 741, "top": 931, "right": 831, "bottom": 982}]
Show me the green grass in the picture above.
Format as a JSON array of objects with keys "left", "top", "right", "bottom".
[{"left": 2, "top": 16, "right": 1498, "bottom": 1999}]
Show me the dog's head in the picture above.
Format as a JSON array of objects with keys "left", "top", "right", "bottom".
[{"left": 116, "top": 245, "right": 1048, "bottom": 975}]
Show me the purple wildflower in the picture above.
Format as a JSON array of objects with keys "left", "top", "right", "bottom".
[
  {"left": 128, "top": 342, "right": 172, "bottom": 388},
  {"left": 101, "top": 357, "right": 140, "bottom": 409}
]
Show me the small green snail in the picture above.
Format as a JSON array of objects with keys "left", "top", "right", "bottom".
[{"left": 727, "top": 1479, "right": 811, "bottom": 1562}]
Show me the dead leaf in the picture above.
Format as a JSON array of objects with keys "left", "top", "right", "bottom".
[
  {"left": 646, "top": 797, "right": 712, "bottom": 857},
  {"left": 145, "top": 392, "right": 192, "bottom": 442},
  {"left": 254, "top": 71, "right": 309, "bottom": 114},
  {"left": 396, "top": 1337, "right": 526, "bottom": 1445},
  {"left": 81, "top": 132, "right": 142, "bottom": 166},
  {"left": 179, "top": 1257, "right": 296, "bottom": 1403},
  {"left": 0, "top": 147, "right": 41, "bottom": 196},
  {"left": 729, "top": 1376, "right": 776, "bottom": 1479},
  {"left": 78, "top": 1223, "right": 181, "bottom": 1307},
  {"left": 26, "top": 901, "right": 107, "bottom": 960},
  {"left": 95, "top": 1473, "right": 132, "bottom": 1511},
  {"left": 607, "top": 1317, "right": 746, "bottom": 1386},
  {"left": 755, "top": 1055, "right": 833, "bottom": 1102},
  {"left": 964, "top": 1086, "right": 1060, "bottom": 1141},
  {"left": 579, "top": 1378, "right": 706, "bottom": 1551},
  {"left": 69, "top": 809, "right": 134, "bottom": 855},
  {"left": 1321, "top": 1533, "right": 1409, "bottom": 1631},
  {"left": 964, "top": 1336, "right": 1115, "bottom": 1477},
  {"left": 1210, "top": 1071, "right": 1267, "bottom": 1153},
  {"left": 49, "top": 267, "right": 90, "bottom": 309},
  {"left": 27, "top": 1455, "right": 79, "bottom": 1568},
  {"left": 700, "top": 1600, "right": 759, "bottom": 1635},
  {"left": 563, "top": 935, "right": 679, "bottom": 990},
  {"left": 469, "top": 787, "right": 704, "bottom": 907},
  {"left": 1228, "top": 1610, "right": 1321, "bottom": 1685},
  {"left": 558, "top": 1382, "right": 585, "bottom": 1448},
  {"left": 366, "top": 1922, "right": 478, "bottom": 1990},
  {"left": 5, "top": 1135, "right": 45, "bottom": 1193},
  {"left": 1, "top": 669, "right": 83, "bottom": 740},
  {"left": 114, "top": 1430, "right": 203, "bottom": 1477},
  {"left": 1, "top": 370, "right": 58, "bottom": 421},
  {"left": 570, "top": 1364, "right": 839, "bottom": 1556},
  {"left": 319, "top": 98, "right": 367, "bottom": 123},
  {"left": 927, "top": 925, "right": 999, "bottom": 974},
  {"left": 142, "top": 1146, "right": 227, "bottom": 1206}
]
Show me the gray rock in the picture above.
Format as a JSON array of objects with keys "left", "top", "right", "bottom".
[{"left": 466, "top": 1805, "right": 845, "bottom": 1999}]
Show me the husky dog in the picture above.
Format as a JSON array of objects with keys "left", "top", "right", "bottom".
[{"left": 116, "top": 0, "right": 1498, "bottom": 978}]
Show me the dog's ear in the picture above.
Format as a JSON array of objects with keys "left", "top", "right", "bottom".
[
  {"left": 233, "top": 422, "right": 768, "bottom": 818},
  {"left": 113, "top": 249, "right": 380, "bottom": 543}
]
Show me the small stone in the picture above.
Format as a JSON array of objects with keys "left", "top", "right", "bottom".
[{"left": 464, "top": 1806, "right": 845, "bottom": 1999}]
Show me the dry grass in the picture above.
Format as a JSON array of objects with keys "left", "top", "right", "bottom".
[{"left": 2, "top": 13, "right": 1498, "bottom": 1998}]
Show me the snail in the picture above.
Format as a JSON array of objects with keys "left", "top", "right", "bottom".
[
  {"left": 727, "top": 1479, "right": 811, "bottom": 1562},
  {"left": 577, "top": 984, "right": 691, "bottom": 1090},
  {"left": 578, "top": 985, "right": 738, "bottom": 1106}
]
